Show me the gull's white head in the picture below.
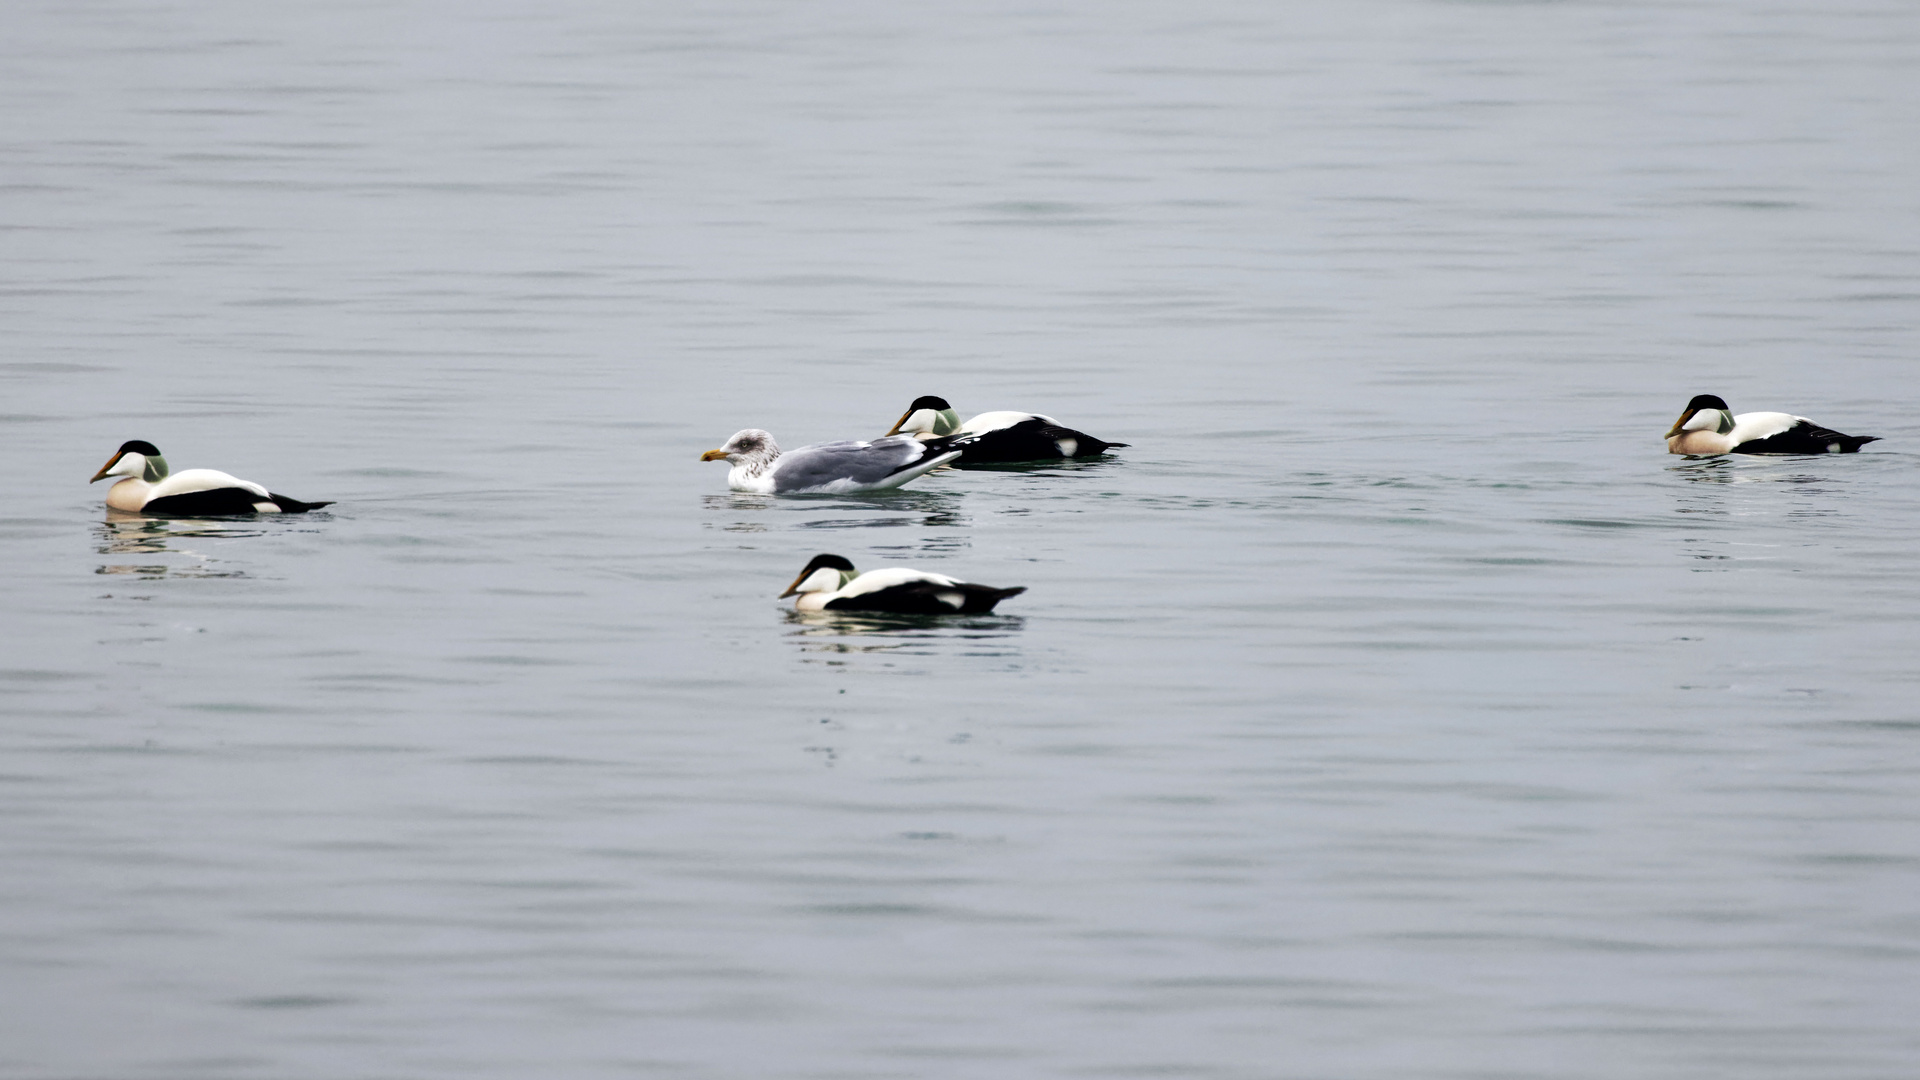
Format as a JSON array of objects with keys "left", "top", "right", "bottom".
[
  {"left": 90, "top": 440, "right": 168, "bottom": 484},
  {"left": 701, "top": 429, "right": 780, "bottom": 470},
  {"left": 779, "top": 553, "right": 858, "bottom": 598},
  {"left": 885, "top": 396, "right": 961, "bottom": 439}
]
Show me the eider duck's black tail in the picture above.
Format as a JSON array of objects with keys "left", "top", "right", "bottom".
[
  {"left": 268, "top": 493, "right": 334, "bottom": 513},
  {"left": 961, "top": 584, "right": 1027, "bottom": 613}
]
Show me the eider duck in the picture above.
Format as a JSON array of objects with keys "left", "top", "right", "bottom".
[
  {"left": 779, "top": 553, "right": 1027, "bottom": 614},
  {"left": 700, "top": 428, "right": 970, "bottom": 494},
  {"left": 90, "top": 441, "right": 333, "bottom": 514},
  {"left": 884, "top": 396, "right": 1128, "bottom": 463},
  {"left": 1665, "top": 395, "right": 1880, "bottom": 455}
]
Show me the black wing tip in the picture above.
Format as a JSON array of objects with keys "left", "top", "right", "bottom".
[{"left": 267, "top": 493, "right": 334, "bottom": 512}]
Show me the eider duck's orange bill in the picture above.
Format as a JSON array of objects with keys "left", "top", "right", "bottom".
[
  {"left": 700, "top": 449, "right": 729, "bottom": 461},
  {"left": 883, "top": 411, "right": 911, "bottom": 437},
  {"left": 89, "top": 452, "right": 125, "bottom": 483},
  {"left": 777, "top": 570, "right": 809, "bottom": 599},
  {"left": 1664, "top": 409, "right": 1697, "bottom": 440}
]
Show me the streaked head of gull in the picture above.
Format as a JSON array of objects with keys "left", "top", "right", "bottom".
[{"left": 701, "top": 429, "right": 781, "bottom": 476}]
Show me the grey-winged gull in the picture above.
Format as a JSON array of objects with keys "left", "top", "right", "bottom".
[{"left": 700, "top": 428, "right": 969, "bottom": 494}]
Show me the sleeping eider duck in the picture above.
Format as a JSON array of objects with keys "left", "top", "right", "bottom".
[
  {"left": 90, "top": 441, "right": 333, "bottom": 515},
  {"left": 780, "top": 553, "right": 1026, "bottom": 614},
  {"left": 701, "top": 428, "right": 971, "bottom": 494},
  {"left": 884, "top": 396, "right": 1128, "bottom": 463},
  {"left": 1665, "top": 395, "right": 1880, "bottom": 455}
]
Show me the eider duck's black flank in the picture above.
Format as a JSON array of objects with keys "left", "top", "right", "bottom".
[
  {"left": 1730, "top": 425, "right": 1879, "bottom": 456},
  {"left": 141, "top": 489, "right": 333, "bottom": 517},
  {"left": 1665, "top": 395, "right": 1879, "bottom": 456},
  {"left": 90, "top": 440, "right": 333, "bottom": 515},
  {"left": 780, "top": 553, "right": 1027, "bottom": 614},
  {"left": 826, "top": 582, "right": 1026, "bottom": 615},
  {"left": 883, "top": 397, "right": 1129, "bottom": 464}
]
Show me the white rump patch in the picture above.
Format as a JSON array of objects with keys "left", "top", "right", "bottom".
[
  {"left": 253, "top": 503, "right": 281, "bottom": 513},
  {"left": 1054, "top": 437, "right": 1077, "bottom": 457},
  {"left": 935, "top": 590, "right": 964, "bottom": 609}
]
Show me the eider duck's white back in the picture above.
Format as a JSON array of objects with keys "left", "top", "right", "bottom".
[
  {"left": 1664, "top": 395, "right": 1879, "bottom": 455},
  {"left": 779, "top": 553, "right": 1026, "bottom": 614},
  {"left": 884, "top": 395, "right": 1128, "bottom": 463},
  {"left": 700, "top": 427, "right": 967, "bottom": 494},
  {"left": 90, "top": 440, "right": 333, "bottom": 515}
]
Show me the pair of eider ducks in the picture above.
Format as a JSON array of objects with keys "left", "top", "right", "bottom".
[
  {"left": 780, "top": 554, "right": 1025, "bottom": 614},
  {"left": 91, "top": 441, "right": 331, "bottom": 515},
  {"left": 1665, "top": 395, "right": 1878, "bottom": 455},
  {"left": 702, "top": 396, "right": 1128, "bottom": 495}
]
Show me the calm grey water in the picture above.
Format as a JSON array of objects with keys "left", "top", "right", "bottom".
[{"left": 4, "top": 2, "right": 1919, "bottom": 1076}]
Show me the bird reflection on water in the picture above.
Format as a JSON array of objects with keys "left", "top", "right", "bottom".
[
  {"left": 703, "top": 489, "right": 972, "bottom": 533},
  {"left": 1667, "top": 456, "right": 1848, "bottom": 570},
  {"left": 784, "top": 608, "right": 1026, "bottom": 665},
  {"left": 94, "top": 515, "right": 258, "bottom": 578}
]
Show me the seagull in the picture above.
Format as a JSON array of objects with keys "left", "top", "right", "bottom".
[
  {"left": 779, "top": 553, "right": 1027, "bottom": 614},
  {"left": 884, "top": 396, "right": 1128, "bottom": 463},
  {"left": 700, "top": 428, "right": 969, "bottom": 494},
  {"left": 90, "top": 440, "right": 333, "bottom": 515},
  {"left": 1665, "top": 395, "right": 1880, "bottom": 455}
]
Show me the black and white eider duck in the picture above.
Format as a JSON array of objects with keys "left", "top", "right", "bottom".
[
  {"left": 779, "top": 553, "right": 1027, "bottom": 614},
  {"left": 90, "top": 441, "right": 333, "bottom": 515},
  {"left": 884, "top": 396, "right": 1128, "bottom": 463},
  {"left": 700, "top": 428, "right": 971, "bottom": 494},
  {"left": 1665, "top": 395, "right": 1880, "bottom": 455}
]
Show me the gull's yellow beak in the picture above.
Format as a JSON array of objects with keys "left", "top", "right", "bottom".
[
  {"left": 1664, "top": 408, "right": 1696, "bottom": 440},
  {"left": 700, "top": 449, "right": 730, "bottom": 462},
  {"left": 778, "top": 570, "right": 809, "bottom": 599},
  {"left": 883, "top": 410, "right": 911, "bottom": 437},
  {"left": 89, "top": 452, "right": 124, "bottom": 483}
]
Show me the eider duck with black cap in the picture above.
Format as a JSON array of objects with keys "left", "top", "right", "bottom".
[
  {"left": 780, "top": 553, "right": 1026, "bottom": 614},
  {"left": 1665, "top": 395, "right": 1879, "bottom": 455},
  {"left": 90, "top": 441, "right": 333, "bottom": 515},
  {"left": 885, "top": 396, "right": 1128, "bottom": 463}
]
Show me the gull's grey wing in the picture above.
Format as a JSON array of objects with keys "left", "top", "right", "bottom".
[{"left": 771, "top": 436, "right": 948, "bottom": 493}]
